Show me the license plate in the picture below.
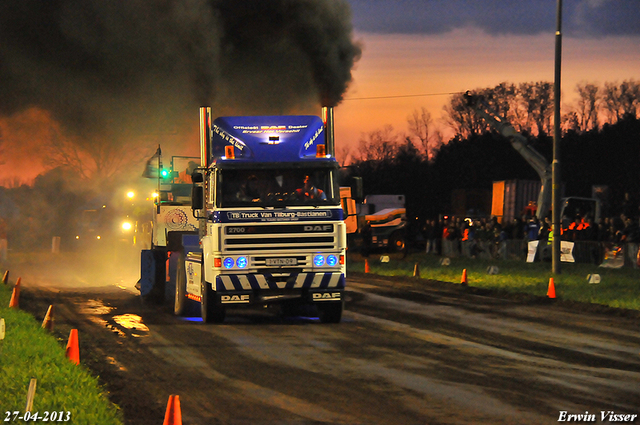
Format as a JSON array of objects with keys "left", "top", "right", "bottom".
[{"left": 266, "top": 258, "right": 297, "bottom": 266}]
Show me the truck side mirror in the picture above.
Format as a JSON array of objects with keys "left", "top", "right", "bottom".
[
  {"left": 352, "top": 177, "right": 363, "bottom": 204},
  {"left": 191, "top": 186, "right": 204, "bottom": 210}
]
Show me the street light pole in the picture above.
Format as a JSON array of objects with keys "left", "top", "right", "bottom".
[{"left": 552, "top": 0, "right": 563, "bottom": 274}]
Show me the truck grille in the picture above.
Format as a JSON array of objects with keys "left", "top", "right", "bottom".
[{"left": 223, "top": 223, "right": 336, "bottom": 252}]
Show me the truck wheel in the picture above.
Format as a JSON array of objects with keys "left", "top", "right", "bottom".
[
  {"left": 201, "top": 273, "right": 225, "bottom": 323},
  {"left": 174, "top": 253, "right": 198, "bottom": 316},
  {"left": 139, "top": 249, "right": 167, "bottom": 304},
  {"left": 317, "top": 301, "right": 343, "bottom": 323},
  {"left": 389, "top": 232, "right": 406, "bottom": 252}
]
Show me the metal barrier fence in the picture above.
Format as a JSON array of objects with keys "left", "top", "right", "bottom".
[{"left": 440, "top": 239, "right": 639, "bottom": 268}]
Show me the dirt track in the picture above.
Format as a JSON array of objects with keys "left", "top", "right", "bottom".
[{"left": 13, "top": 255, "right": 640, "bottom": 425}]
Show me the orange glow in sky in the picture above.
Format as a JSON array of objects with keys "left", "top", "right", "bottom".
[
  {"left": 334, "top": 29, "right": 640, "bottom": 161},
  {"left": 0, "top": 109, "right": 56, "bottom": 186},
  {"left": 2, "top": 26, "right": 640, "bottom": 183}
]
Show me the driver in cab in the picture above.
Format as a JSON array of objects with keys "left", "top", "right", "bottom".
[
  {"left": 236, "top": 175, "right": 261, "bottom": 202},
  {"left": 296, "top": 175, "right": 326, "bottom": 201}
]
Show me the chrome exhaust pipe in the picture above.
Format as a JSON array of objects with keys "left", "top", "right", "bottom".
[
  {"left": 199, "top": 107, "right": 212, "bottom": 167},
  {"left": 322, "top": 106, "right": 335, "bottom": 157}
]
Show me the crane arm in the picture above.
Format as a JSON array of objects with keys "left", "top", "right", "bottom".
[{"left": 464, "top": 92, "right": 552, "bottom": 220}]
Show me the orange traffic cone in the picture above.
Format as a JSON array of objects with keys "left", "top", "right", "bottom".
[
  {"left": 2, "top": 270, "right": 8, "bottom": 285},
  {"left": 9, "top": 277, "right": 21, "bottom": 308},
  {"left": 65, "top": 329, "right": 80, "bottom": 365},
  {"left": 461, "top": 269, "right": 468, "bottom": 286},
  {"left": 364, "top": 259, "right": 370, "bottom": 273},
  {"left": 547, "top": 277, "right": 556, "bottom": 299},
  {"left": 163, "top": 395, "right": 182, "bottom": 425},
  {"left": 42, "top": 305, "right": 54, "bottom": 331}
]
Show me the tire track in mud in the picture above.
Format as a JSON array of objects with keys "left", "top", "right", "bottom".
[
  {"left": 346, "top": 278, "right": 640, "bottom": 413},
  {"left": 19, "top": 274, "right": 640, "bottom": 425}
]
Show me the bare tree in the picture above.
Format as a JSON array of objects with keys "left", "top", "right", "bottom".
[
  {"left": 407, "top": 107, "right": 430, "bottom": 149},
  {"left": 491, "top": 82, "right": 519, "bottom": 124},
  {"left": 44, "top": 125, "right": 149, "bottom": 189},
  {"left": 573, "top": 82, "right": 600, "bottom": 132},
  {"left": 407, "top": 107, "right": 443, "bottom": 161},
  {"left": 518, "top": 81, "right": 553, "bottom": 136},
  {"left": 337, "top": 144, "right": 351, "bottom": 167},
  {"left": 445, "top": 83, "right": 530, "bottom": 139},
  {"left": 443, "top": 93, "right": 484, "bottom": 139},
  {"left": 355, "top": 125, "right": 398, "bottom": 162},
  {"left": 603, "top": 82, "right": 623, "bottom": 123},
  {"left": 602, "top": 80, "right": 640, "bottom": 123},
  {"left": 562, "top": 111, "right": 580, "bottom": 133},
  {"left": 619, "top": 79, "right": 640, "bottom": 118},
  {"left": 443, "top": 79, "right": 640, "bottom": 145},
  {"left": 445, "top": 82, "right": 556, "bottom": 139}
]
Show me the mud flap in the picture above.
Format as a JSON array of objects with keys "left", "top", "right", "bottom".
[
  {"left": 310, "top": 290, "right": 344, "bottom": 323},
  {"left": 166, "top": 251, "right": 180, "bottom": 304},
  {"left": 139, "top": 249, "right": 166, "bottom": 303}
]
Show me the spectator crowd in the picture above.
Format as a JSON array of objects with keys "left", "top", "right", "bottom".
[{"left": 420, "top": 211, "right": 640, "bottom": 267}]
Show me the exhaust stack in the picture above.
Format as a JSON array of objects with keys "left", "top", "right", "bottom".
[
  {"left": 199, "top": 107, "right": 212, "bottom": 167},
  {"left": 322, "top": 106, "right": 335, "bottom": 157}
]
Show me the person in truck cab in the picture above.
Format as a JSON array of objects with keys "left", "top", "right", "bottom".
[
  {"left": 236, "top": 175, "right": 261, "bottom": 202},
  {"left": 296, "top": 175, "right": 326, "bottom": 201}
]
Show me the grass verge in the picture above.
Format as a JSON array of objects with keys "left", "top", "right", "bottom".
[
  {"left": 0, "top": 274, "right": 123, "bottom": 425},
  {"left": 347, "top": 252, "right": 640, "bottom": 311}
]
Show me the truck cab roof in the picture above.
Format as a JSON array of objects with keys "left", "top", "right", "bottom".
[{"left": 211, "top": 115, "right": 332, "bottom": 164}]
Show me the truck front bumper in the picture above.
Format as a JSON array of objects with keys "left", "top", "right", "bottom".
[
  {"left": 216, "top": 272, "right": 345, "bottom": 291},
  {"left": 212, "top": 272, "right": 345, "bottom": 306}
]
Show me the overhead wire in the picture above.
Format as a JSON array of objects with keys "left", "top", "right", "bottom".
[{"left": 343, "top": 91, "right": 463, "bottom": 101}]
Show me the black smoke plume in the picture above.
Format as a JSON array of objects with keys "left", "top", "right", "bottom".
[
  {"left": 215, "top": 0, "right": 362, "bottom": 112},
  {"left": 0, "top": 0, "right": 361, "bottom": 146}
]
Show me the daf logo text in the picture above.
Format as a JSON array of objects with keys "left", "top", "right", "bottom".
[
  {"left": 304, "top": 225, "right": 332, "bottom": 232},
  {"left": 313, "top": 292, "right": 341, "bottom": 301}
]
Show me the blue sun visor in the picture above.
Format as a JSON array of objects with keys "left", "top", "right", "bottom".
[{"left": 210, "top": 115, "right": 329, "bottom": 163}]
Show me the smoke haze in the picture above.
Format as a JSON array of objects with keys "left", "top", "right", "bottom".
[
  {"left": 0, "top": 1, "right": 219, "bottom": 140},
  {"left": 0, "top": 0, "right": 361, "bottom": 182}
]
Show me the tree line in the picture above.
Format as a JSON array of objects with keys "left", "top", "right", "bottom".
[
  {"left": 1, "top": 79, "right": 638, "bottom": 252},
  {"left": 347, "top": 80, "right": 640, "bottom": 223}
]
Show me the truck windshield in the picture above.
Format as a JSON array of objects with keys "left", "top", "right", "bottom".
[
  {"left": 218, "top": 167, "right": 338, "bottom": 208},
  {"left": 157, "top": 183, "right": 192, "bottom": 205},
  {"left": 155, "top": 156, "right": 200, "bottom": 206}
]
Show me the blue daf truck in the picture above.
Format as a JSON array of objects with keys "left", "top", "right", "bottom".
[{"left": 139, "top": 107, "right": 355, "bottom": 323}]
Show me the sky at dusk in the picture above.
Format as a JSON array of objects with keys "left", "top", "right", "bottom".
[
  {"left": 335, "top": 0, "right": 640, "bottom": 159},
  {"left": 1, "top": 0, "right": 640, "bottom": 183}
]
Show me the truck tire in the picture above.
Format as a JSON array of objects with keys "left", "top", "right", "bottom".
[
  {"left": 317, "top": 301, "right": 343, "bottom": 323},
  {"left": 389, "top": 231, "right": 406, "bottom": 252},
  {"left": 174, "top": 253, "right": 198, "bottom": 316},
  {"left": 139, "top": 249, "right": 167, "bottom": 304},
  {"left": 201, "top": 271, "right": 225, "bottom": 323}
]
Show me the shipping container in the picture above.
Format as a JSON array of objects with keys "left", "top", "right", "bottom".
[{"left": 492, "top": 180, "right": 541, "bottom": 224}]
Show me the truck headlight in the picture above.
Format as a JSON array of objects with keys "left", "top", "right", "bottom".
[
  {"left": 326, "top": 255, "right": 338, "bottom": 266},
  {"left": 313, "top": 255, "right": 325, "bottom": 267},
  {"left": 223, "top": 257, "right": 234, "bottom": 269},
  {"left": 236, "top": 256, "right": 248, "bottom": 269}
]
